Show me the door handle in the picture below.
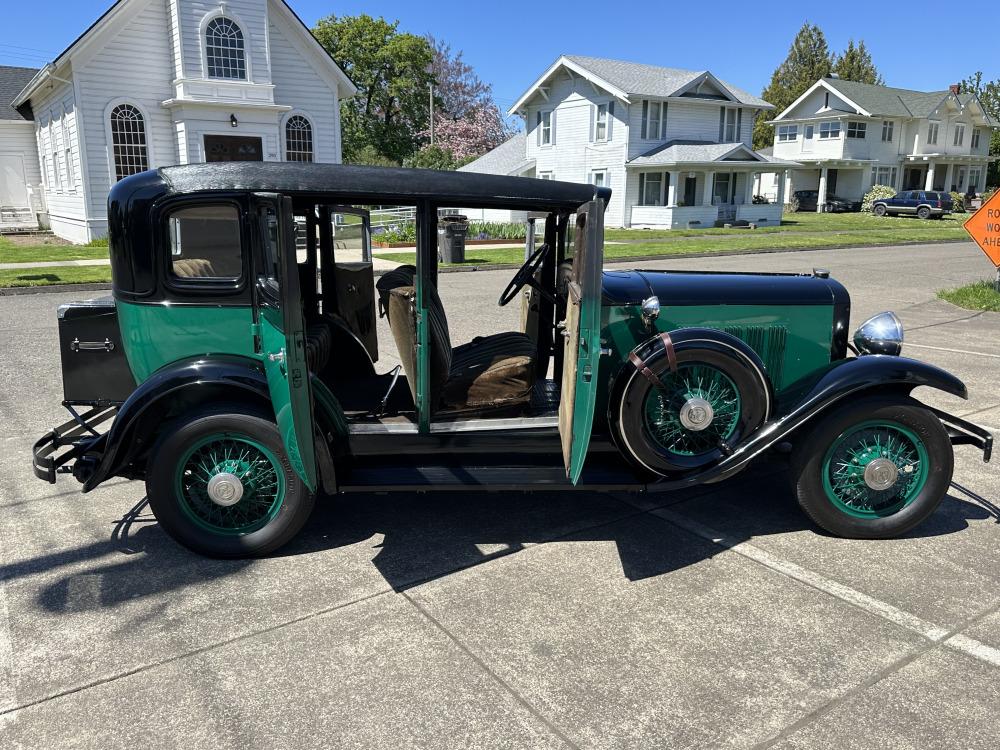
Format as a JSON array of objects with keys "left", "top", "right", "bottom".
[
  {"left": 71, "top": 338, "right": 114, "bottom": 352},
  {"left": 267, "top": 349, "right": 285, "bottom": 363}
]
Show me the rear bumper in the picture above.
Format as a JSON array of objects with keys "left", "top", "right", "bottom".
[
  {"left": 32, "top": 406, "right": 115, "bottom": 483},
  {"left": 931, "top": 407, "right": 992, "bottom": 463}
]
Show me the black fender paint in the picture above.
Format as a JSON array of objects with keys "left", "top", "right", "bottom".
[
  {"left": 644, "top": 354, "right": 967, "bottom": 492},
  {"left": 82, "top": 355, "right": 272, "bottom": 492}
]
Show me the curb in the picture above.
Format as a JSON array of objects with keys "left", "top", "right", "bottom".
[{"left": 0, "top": 238, "right": 973, "bottom": 294}]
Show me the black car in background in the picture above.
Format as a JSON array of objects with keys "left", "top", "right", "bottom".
[
  {"left": 793, "top": 190, "right": 861, "bottom": 213},
  {"left": 872, "top": 190, "right": 953, "bottom": 219}
]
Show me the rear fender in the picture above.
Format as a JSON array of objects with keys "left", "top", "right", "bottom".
[
  {"left": 647, "top": 354, "right": 967, "bottom": 491},
  {"left": 82, "top": 355, "right": 273, "bottom": 492}
]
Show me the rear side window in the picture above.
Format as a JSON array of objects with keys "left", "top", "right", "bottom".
[{"left": 167, "top": 204, "right": 243, "bottom": 281}]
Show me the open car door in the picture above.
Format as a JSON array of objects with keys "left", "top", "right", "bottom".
[
  {"left": 253, "top": 193, "right": 317, "bottom": 492},
  {"left": 559, "top": 200, "right": 604, "bottom": 484}
]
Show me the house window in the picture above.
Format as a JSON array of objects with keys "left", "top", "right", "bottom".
[
  {"left": 41, "top": 155, "right": 49, "bottom": 189},
  {"left": 538, "top": 110, "right": 552, "bottom": 146},
  {"left": 590, "top": 169, "right": 607, "bottom": 187},
  {"left": 818, "top": 121, "right": 840, "bottom": 139},
  {"left": 642, "top": 100, "right": 664, "bottom": 140},
  {"left": 969, "top": 167, "right": 982, "bottom": 190},
  {"left": 871, "top": 166, "right": 898, "bottom": 187},
  {"left": 109, "top": 103, "right": 149, "bottom": 181},
  {"left": 846, "top": 121, "right": 867, "bottom": 139},
  {"left": 285, "top": 115, "right": 313, "bottom": 162},
  {"left": 537, "top": 171, "right": 553, "bottom": 180},
  {"left": 971, "top": 128, "right": 981, "bottom": 149},
  {"left": 713, "top": 172, "right": 731, "bottom": 204},
  {"left": 638, "top": 172, "right": 663, "bottom": 206},
  {"left": 65, "top": 148, "right": 75, "bottom": 191},
  {"left": 953, "top": 124, "right": 965, "bottom": 146},
  {"left": 881, "top": 120, "right": 894, "bottom": 142},
  {"left": 595, "top": 103, "right": 608, "bottom": 142},
  {"left": 722, "top": 107, "right": 738, "bottom": 141},
  {"left": 927, "top": 122, "right": 939, "bottom": 145},
  {"left": 205, "top": 17, "right": 247, "bottom": 80},
  {"left": 777, "top": 125, "right": 798, "bottom": 142},
  {"left": 954, "top": 167, "right": 966, "bottom": 191}
]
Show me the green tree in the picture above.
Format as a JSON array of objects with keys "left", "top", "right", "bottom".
[
  {"left": 754, "top": 23, "right": 833, "bottom": 150},
  {"left": 961, "top": 72, "right": 1000, "bottom": 187},
  {"left": 832, "top": 40, "right": 883, "bottom": 85},
  {"left": 312, "top": 14, "right": 433, "bottom": 165},
  {"left": 403, "top": 144, "right": 458, "bottom": 170}
]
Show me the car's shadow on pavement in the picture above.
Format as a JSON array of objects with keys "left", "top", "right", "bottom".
[{"left": 18, "top": 467, "right": 998, "bottom": 614}]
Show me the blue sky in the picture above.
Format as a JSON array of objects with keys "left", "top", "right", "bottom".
[{"left": 3, "top": 0, "right": 998, "bottom": 111}]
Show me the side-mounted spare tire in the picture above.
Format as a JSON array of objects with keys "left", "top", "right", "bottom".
[{"left": 609, "top": 328, "right": 773, "bottom": 477}]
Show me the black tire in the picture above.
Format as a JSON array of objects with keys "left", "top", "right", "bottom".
[
  {"left": 612, "top": 332, "right": 771, "bottom": 476},
  {"left": 790, "top": 396, "right": 953, "bottom": 539},
  {"left": 825, "top": 202, "right": 834, "bottom": 213},
  {"left": 917, "top": 206, "right": 931, "bottom": 219},
  {"left": 146, "top": 408, "right": 315, "bottom": 558},
  {"left": 873, "top": 204, "right": 887, "bottom": 216}
]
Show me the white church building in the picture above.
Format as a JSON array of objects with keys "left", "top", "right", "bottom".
[{"left": 0, "top": 0, "right": 355, "bottom": 243}]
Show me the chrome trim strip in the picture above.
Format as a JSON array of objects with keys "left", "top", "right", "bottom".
[{"left": 346, "top": 415, "right": 559, "bottom": 435}]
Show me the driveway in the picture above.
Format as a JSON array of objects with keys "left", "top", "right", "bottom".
[{"left": 0, "top": 241, "right": 997, "bottom": 748}]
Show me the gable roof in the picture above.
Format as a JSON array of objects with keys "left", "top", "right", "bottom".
[
  {"left": 458, "top": 133, "right": 534, "bottom": 176},
  {"left": 776, "top": 77, "right": 996, "bottom": 126},
  {"left": 510, "top": 55, "right": 772, "bottom": 114},
  {"left": 0, "top": 66, "right": 38, "bottom": 120},
  {"left": 12, "top": 0, "right": 355, "bottom": 107}
]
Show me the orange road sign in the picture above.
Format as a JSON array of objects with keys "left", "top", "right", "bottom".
[{"left": 963, "top": 192, "right": 1000, "bottom": 267}]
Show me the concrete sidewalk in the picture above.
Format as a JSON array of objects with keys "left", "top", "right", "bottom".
[{"left": 0, "top": 241, "right": 996, "bottom": 748}]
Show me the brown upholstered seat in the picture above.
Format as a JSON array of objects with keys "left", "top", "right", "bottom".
[
  {"left": 384, "top": 279, "right": 536, "bottom": 414},
  {"left": 171, "top": 258, "right": 217, "bottom": 278}
]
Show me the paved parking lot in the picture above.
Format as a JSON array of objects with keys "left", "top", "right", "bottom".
[{"left": 0, "top": 241, "right": 997, "bottom": 748}]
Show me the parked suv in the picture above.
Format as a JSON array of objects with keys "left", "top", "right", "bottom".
[
  {"left": 792, "top": 190, "right": 861, "bottom": 213},
  {"left": 872, "top": 190, "right": 953, "bottom": 219}
]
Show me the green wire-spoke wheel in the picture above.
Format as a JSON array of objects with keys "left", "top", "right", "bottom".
[
  {"left": 147, "top": 410, "right": 315, "bottom": 558},
  {"left": 176, "top": 434, "right": 286, "bottom": 535},
  {"left": 821, "top": 421, "right": 929, "bottom": 519},
  {"left": 791, "top": 397, "right": 953, "bottom": 540},
  {"left": 643, "top": 364, "right": 742, "bottom": 457}
]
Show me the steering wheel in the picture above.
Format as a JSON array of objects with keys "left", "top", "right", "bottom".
[{"left": 498, "top": 243, "right": 556, "bottom": 307}]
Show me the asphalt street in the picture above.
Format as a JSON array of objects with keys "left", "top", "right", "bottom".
[{"left": 0, "top": 240, "right": 997, "bottom": 748}]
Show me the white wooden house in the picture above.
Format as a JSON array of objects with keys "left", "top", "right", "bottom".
[
  {"left": 0, "top": 66, "right": 44, "bottom": 231},
  {"left": 462, "top": 55, "right": 796, "bottom": 229},
  {"left": 4, "top": 0, "right": 354, "bottom": 243},
  {"left": 763, "top": 76, "right": 997, "bottom": 209}
]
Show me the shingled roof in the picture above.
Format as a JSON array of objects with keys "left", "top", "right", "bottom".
[
  {"left": 458, "top": 133, "right": 534, "bottom": 176},
  {"left": 0, "top": 66, "right": 38, "bottom": 121}
]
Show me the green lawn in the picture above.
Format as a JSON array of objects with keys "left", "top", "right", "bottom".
[
  {"left": 377, "top": 222, "right": 969, "bottom": 267},
  {"left": 0, "top": 266, "right": 113, "bottom": 288},
  {"left": 604, "top": 211, "right": 969, "bottom": 240},
  {"left": 0, "top": 236, "right": 109, "bottom": 264},
  {"left": 937, "top": 279, "right": 1000, "bottom": 312}
]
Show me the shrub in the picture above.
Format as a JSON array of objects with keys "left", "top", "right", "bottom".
[
  {"left": 785, "top": 195, "right": 799, "bottom": 213},
  {"left": 752, "top": 194, "right": 769, "bottom": 204},
  {"left": 950, "top": 191, "right": 966, "bottom": 212},
  {"left": 981, "top": 187, "right": 996, "bottom": 203},
  {"left": 86, "top": 236, "right": 109, "bottom": 247},
  {"left": 862, "top": 184, "right": 897, "bottom": 213},
  {"left": 467, "top": 221, "right": 525, "bottom": 240}
]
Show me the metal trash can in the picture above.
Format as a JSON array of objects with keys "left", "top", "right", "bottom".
[{"left": 438, "top": 215, "right": 468, "bottom": 263}]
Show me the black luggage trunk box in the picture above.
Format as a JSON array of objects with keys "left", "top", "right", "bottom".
[{"left": 57, "top": 297, "right": 136, "bottom": 405}]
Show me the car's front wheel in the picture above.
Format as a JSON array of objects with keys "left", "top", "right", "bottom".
[
  {"left": 146, "top": 408, "right": 315, "bottom": 557},
  {"left": 791, "top": 396, "right": 953, "bottom": 539},
  {"left": 873, "top": 204, "right": 887, "bottom": 216}
]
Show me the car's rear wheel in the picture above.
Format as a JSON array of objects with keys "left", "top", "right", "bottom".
[
  {"left": 791, "top": 396, "right": 952, "bottom": 539},
  {"left": 873, "top": 204, "right": 887, "bottom": 216},
  {"left": 825, "top": 202, "right": 835, "bottom": 213},
  {"left": 146, "top": 408, "right": 315, "bottom": 557},
  {"left": 917, "top": 206, "right": 931, "bottom": 219}
]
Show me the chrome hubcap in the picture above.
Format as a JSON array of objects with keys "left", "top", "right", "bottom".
[
  {"left": 206, "top": 472, "right": 244, "bottom": 507},
  {"left": 863, "top": 458, "right": 900, "bottom": 491},
  {"left": 678, "top": 397, "right": 714, "bottom": 431}
]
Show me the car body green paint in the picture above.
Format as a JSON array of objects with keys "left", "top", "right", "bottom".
[
  {"left": 117, "top": 301, "right": 256, "bottom": 383},
  {"left": 598, "top": 302, "right": 835, "bottom": 418}
]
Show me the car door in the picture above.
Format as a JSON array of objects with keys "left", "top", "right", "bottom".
[
  {"left": 559, "top": 200, "right": 603, "bottom": 484},
  {"left": 253, "top": 193, "right": 317, "bottom": 492}
]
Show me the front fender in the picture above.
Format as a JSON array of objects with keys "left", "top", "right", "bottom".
[
  {"left": 82, "top": 355, "right": 271, "bottom": 492},
  {"left": 647, "top": 355, "right": 967, "bottom": 491}
]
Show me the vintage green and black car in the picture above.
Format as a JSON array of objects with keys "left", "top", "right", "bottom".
[{"left": 33, "top": 163, "right": 992, "bottom": 557}]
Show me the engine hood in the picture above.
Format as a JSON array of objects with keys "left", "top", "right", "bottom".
[{"left": 601, "top": 269, "right": 849, "bottom": 307}]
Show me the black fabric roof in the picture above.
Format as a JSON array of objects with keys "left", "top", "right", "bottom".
[
  {"left": 0, "top": 66, "right": 38, "bottom": 121},
  {"left": 156, "top": 162, "right": 609, "bottom": 209}
]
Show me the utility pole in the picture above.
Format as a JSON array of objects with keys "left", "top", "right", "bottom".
[{"left": 429, "top": 83, "right": 435, "bottom": 145}]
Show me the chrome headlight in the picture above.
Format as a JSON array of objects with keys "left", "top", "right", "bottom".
[{"left": 853, "top": 311, "right": 904, "bottom": 356}]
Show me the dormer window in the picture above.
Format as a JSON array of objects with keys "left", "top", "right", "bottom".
[{"left": 206, "top": 17, "right": 247, "bottom": 80}]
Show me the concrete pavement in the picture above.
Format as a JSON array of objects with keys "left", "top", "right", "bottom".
[{"left": 0, "top": 241, "right": 997, "bottom": 748}]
